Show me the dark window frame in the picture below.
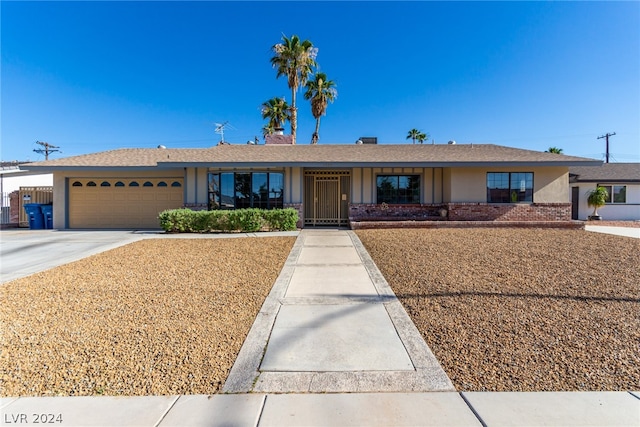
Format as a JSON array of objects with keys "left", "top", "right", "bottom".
[
  {"left": 598, "top": 184, "right": 627, "bottom": 204},
  {"left": 208, "top": 171, "right": 284, "bottom": 210},
  {"left": 487, "top": 172, "right": 534, "bottom": 203},
  {"left": 376, "top": 174, "right": 421, "bottom": 204}
]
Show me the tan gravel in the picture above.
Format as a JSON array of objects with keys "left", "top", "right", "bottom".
[
  {"left": 0, "top": 237, "right": 295, "bottom": 397},
  {"left": 356, "top": 228, "right": 640, "bottom": 392}
]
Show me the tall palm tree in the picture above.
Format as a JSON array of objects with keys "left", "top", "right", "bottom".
[
  {"left": 262, "top": 124, "right": 275, "bottom": 140},
  {"left": 546, "top": 147, "right": 563, "bottom": 154},
  {"left": 261, "top": 97, "right": 290, "bottom": 131},
  {"left": 304, "top": 72, "right": 337, "bottom": 144},
  {"left": 406, "top": 129, "right": 421, "bottom": 144},
  {"left": 270, "top": 34, "right": 317, "bottom": 145}
]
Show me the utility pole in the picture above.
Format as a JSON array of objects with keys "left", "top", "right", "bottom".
[
  {"left": 33, "top": 141, "right": 60, "bottom": 160},
  {"left": 597, "top": 132, "right": 616, "bottom": 163}
]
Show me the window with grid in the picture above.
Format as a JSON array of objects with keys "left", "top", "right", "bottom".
[
  {"left": 376, "top": 175, "right": 420, "bottom": 204},
  {"left": 487, "top": 172, "right": 533, "bottom": 203},
  {"left": 598, "top": 185, "right": 626, "bottom": 203},
  {"left": 208, "top": 172, "right": 284, "bottom": 210}
]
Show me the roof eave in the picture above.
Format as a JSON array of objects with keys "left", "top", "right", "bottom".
[
  {"left": 18, "top": 165, "right": 169, "bottom": 172},
  {"left": 570, "top": 178, "right": 640, "bottom": 183},
  {"left": 159, "top": 160, "right": 602, "bottom": 168}
]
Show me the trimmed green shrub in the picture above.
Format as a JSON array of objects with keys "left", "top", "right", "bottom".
[
  {"left": 158, "top": 208, "right": 298, "bottom": 233},
  {"left": 264, "top": 208, "right": 299, "bottom": 231}
]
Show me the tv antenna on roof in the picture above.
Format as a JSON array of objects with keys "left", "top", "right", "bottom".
[{"left": 214, "top": 121, "right": 235, "bottom": 144}]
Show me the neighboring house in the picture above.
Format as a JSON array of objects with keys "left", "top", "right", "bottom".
[
  {"left": 21, "top": 143, "right": 601, "bottom": 229},
  {"left": 569, "top": 163, "right": 640, "bottom": 221},
  {"left": 1, "top": 163, "right": 54, "bottom": 226}
]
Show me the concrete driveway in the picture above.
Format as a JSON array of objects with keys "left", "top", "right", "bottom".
[
  {"left": 0, "top": 229, "right": 145, "bottom": 284},
  {"left": 585, "top": 225, "right": 640, "bottom": 239}
]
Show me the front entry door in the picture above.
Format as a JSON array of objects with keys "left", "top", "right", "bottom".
[
  {"left": 315, "top": 176, "right": 339, "bottom": 225},
  {"left": 571, "top": 187, "right": 579, "bottom": 220},
  {"left": 304, "top": 171, "right": 350, "bottom": 226}
]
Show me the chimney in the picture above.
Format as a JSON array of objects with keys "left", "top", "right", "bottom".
[{"left": 265, "top": 133, "right": 294, "bottom": 145}]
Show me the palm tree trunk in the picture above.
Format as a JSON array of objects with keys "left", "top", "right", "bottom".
[
  {"left": 290, "top": 88, "right": 297, "bottom": 145},
  {"left": 312, "top": 116, "right": 321, "bottom": 144}
]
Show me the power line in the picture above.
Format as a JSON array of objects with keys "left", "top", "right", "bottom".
[
  {"left": 597, "top": 132, "right": 616, "bottom": 164},
  {"left": 33, "top": 141, "right": 61, "bottom": 160}
]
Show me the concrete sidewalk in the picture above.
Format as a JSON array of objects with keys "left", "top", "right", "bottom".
[{"left": 2, "top": 391, "right": 639, "bottom": 426}]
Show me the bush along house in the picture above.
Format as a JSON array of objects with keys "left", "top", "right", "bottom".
[{"left": 21, "top": 138, "right": 602, "bottom": 230}]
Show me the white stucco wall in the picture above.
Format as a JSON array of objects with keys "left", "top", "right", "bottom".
[
  {"left": 1, "top": 173, "right": 53, "bottom": 194},
  {"left": 572, "top": 183, "right": 640, "bottom": 221}
]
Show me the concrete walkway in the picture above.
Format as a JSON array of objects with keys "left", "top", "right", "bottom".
[
  {"left": 2, "top": 229, "right": 639, "bottom": 426},
  {"left": 223, "top": 229, "right": 453, "bottom": 393}
]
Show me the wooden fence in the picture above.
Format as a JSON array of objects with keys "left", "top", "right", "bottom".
[{"left": 18, "top": 187, "right": 53, "bottom": 227}]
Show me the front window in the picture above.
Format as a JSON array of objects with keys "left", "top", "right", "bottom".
[
  {"left": 208, "top": 172, "right": 284, "bottom": 210},
  {"left": 599, "top": 185, "right": 626, "bottom": 203},
  {"left": 487, "top": 172, "right": 533, "bottom": 203},
  {"left": 376, "top": 175, "right": 420, "bottom": 204}
]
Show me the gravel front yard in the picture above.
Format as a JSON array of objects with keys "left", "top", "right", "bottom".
[
  {"left": 1, "top": 237, "right": 295, "bottom": 397},
  {"left": 356, "top": 228, "right": 640, "bottom": 392}
]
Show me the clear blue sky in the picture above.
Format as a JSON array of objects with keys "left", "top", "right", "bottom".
[{"left": 2, "top": 1, "right": 639, "bottom": 162}]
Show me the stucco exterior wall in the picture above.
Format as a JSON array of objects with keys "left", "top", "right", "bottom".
[
  {"left": 534, "top": 167, "right": 569, "bottom": 203},
  {"left": 1, "top": 173, "right": 53, "bottom": 194},
  {"left": 350, "top": 167, "right": 443, "bottom": 204},
  {"left": 447, "top": 166, "right": 569, "bottom": 203},
  {"left": 286, "top": 167, "right": 303, "bottom": 205},
  {"left": 572, "top": 183, "right": 640, "bottom": 221}
]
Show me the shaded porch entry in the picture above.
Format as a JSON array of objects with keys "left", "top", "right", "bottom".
[
  {"left": 571, "top": 187, "right": 579, "bottom": 220},
  {"left": 304, "top": 171, "right": 350, "bottom": 226}
]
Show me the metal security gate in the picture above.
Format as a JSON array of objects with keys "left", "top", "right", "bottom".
[{"left": 304, "top": 171, "right": 350, "bottom": 226}]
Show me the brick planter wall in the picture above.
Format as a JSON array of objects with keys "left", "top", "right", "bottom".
[
  {"left": 349, "top": 203, "right": 447, "bottom": 222},
  {"left": 182, "top": 203, "right": 208, "bottom": 211},
  {"left": 348, "top": 202, "right": 573, "bottom": 229},
  {"left": 350, "top": 220, "right": 584, "bottom": 230},
  {"left": 284, "top": 203, "right": 304, "bottom": 229},
  {"left": 446, "top": 203, "right": 571, "bottom": 222}
]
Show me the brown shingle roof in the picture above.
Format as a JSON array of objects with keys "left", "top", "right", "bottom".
[
  {"left": 569, "top": 163, "right": 640, "bottom": 182},
  {"left": 22, "top": 144, "right": 601, "bottom": 170}
]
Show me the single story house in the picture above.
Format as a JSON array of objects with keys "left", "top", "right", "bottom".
[
  {"left": 569, "top": 163, "right": 640, "bottom": 221},
  {"left": 20, "top": 143, "right": 602, "bottom": 229}
]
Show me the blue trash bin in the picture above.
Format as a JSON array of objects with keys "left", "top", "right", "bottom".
[
  {"left": 24, "top": 203, "right": 45, "bottom": 230},
  {"left": 40, "top": 204, "right": 53, "bottom": 229}
]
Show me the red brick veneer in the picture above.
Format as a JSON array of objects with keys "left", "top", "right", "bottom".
[
  {"left": 447, "top": 203, "right": 571, "bottom": 222},
  {"left": 348, "top": 202, "right": 573, "bottom": 228},
  {"left": 284, "top": 203, "right": 304, "bottom": 229}
]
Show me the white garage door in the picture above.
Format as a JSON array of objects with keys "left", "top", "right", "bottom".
[{"left": 69, "top": 178, "right": 184, "bottom": 228}]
